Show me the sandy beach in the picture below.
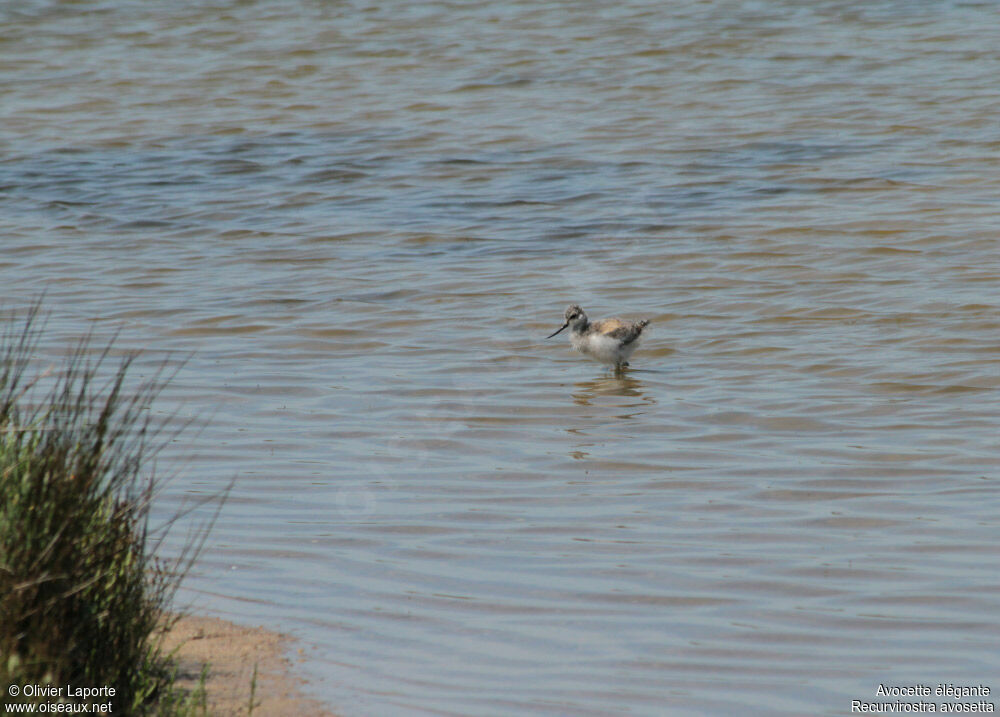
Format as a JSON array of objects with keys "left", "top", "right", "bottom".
[{"left": 160, "top": 615, "right": 333, "bottom": 717}]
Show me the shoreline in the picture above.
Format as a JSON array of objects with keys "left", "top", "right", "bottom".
[{"left": 159, "top": 615, "right": 334, "bottom": 717}]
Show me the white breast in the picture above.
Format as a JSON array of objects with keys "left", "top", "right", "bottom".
[{"left": 571, "top": 332, "right": 636, "bottom": 365}]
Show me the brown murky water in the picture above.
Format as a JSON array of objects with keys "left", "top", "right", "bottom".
[{"left": 3, "top": 1, "right": 999, "bottom": 714}]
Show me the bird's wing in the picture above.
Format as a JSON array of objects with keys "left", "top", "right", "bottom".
[
  {"left": 602, "top": 319, "right": 649, "bottom": 345},
  {"left": 592, "top": 318, "right": 626, "bottom": 334}
]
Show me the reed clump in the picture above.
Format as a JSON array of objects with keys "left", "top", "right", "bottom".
[{"left": 0, "top": 306, "right": 210, "bottom": 715}]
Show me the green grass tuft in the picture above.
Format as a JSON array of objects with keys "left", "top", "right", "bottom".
[{"left": 0, "top": 303, "right": 221, "bottom": 715}]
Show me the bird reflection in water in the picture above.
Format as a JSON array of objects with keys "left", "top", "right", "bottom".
[{"left": 571, "top": 373, "right": 655, "bottom": 409}]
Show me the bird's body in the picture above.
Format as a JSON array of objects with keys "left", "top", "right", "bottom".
[{"left": 547, "top": 304, "right": 650, "bottom": 372}]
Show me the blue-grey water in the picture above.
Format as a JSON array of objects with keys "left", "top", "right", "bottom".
[{"left": 2, "top": 1, "right": 999, "bottom": 714}]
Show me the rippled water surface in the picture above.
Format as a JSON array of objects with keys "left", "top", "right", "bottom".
[{"left": 3, "top": 1, "right": 1000, "bottom": 714}]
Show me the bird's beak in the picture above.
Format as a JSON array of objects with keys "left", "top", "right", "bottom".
[{"left": 547, "top": 322, "right": 568, "bottom": 339}]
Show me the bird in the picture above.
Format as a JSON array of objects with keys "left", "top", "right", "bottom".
[{"left": 546, "top": 304, "right": 650, "bottom": 373}]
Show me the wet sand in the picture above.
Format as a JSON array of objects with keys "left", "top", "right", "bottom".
[{"left": 160, "top": 615, "right": 333, "bottom": 717}]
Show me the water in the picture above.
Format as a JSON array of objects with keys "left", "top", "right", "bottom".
[{"left": 3, "top": 1, "right": 1000, "bottom": 714}]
